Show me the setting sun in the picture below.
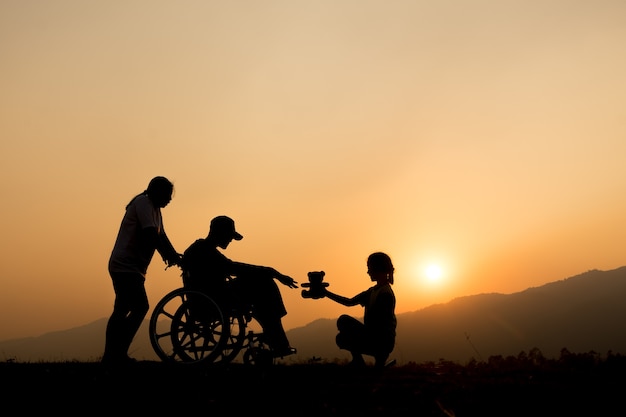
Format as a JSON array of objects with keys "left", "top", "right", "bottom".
[{"left": 425, "top": 264, "right": 443, "bottom": 284}]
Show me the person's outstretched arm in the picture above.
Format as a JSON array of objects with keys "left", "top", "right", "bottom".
[
  {"left": 323, "top": 288, "right": 360, "bottom": 307},
  {"left": 232, "top": 261, "right": 298, "bottom": 288}
]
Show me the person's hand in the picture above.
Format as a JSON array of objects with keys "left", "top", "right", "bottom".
[
  {"left": 277, "top": 273, "right": 298, "bottom": 289},
  {"left": 165, "top": 253, "right": 183, "bottom": 269}
]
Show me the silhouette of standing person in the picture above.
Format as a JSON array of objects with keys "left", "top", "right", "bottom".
[
  {"left": 321, "top": 252, "right": 396, "bottom": 368},
  {"left": 182, "top": 215, "right": 298, "bottom": 357},
  {"left": 103, "top": 176, "right": 182, "bottom": 365}
]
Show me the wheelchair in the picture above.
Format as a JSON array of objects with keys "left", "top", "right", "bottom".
[{"left": 149, "top": 276, "right": 275, "bottom": 366}]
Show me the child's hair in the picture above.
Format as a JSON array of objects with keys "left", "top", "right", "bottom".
[{"left": 367, "top": 252, "right": 394, "bottom": 284}]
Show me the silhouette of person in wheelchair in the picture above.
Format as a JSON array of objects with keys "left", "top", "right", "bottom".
[{"left": 181, "top": 215, "right": 298, "bottom": 358}]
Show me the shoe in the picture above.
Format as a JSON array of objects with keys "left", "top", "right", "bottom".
[{"left": 272, "top": 346, "right": 297, "bottom": 358}]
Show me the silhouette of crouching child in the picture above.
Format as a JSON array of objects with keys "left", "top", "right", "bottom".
[
  {"left": 309, "top": 252, "right": 397, "bottom": 368},
  {"left": 335, "top": 314, "right": 395, "bottom": 368}
]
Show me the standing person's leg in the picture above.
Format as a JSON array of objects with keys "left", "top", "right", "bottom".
[
  {"left": 336, "top": 314, "right": 367, "bottom": 366},
  {"left": 103, "top": 273, "right": 149, "bottom": 363}
]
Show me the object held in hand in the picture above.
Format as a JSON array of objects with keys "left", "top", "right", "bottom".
[{"left": 301, "top": 271, "right": 329, "bottom": 299}]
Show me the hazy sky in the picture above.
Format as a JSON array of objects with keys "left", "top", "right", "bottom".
[{"left": 1, "top": 1, "right": 626, "bottom": 342}]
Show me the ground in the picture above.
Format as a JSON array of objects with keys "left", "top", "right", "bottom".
[{"left": 2, "top": 354, "right": 625, "bottom": 416}]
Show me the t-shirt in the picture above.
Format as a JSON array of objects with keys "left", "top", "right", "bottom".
[
  {"left": 108, "top": 194, "right": 162, "bottom": 276},
  {"left": 355, "top": 282, "right": 397, "bottom": 345}
]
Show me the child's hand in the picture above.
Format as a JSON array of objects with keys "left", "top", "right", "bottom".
[{"left": 301, "top": 271, "right": 329, "bottom": 299}]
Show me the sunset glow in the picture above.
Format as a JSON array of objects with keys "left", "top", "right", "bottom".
[
  {"left": 425, "top": 264, "right": 443, "bottom": 284},
  {"left": 1, "top": 1, "right": 626, "bottom": 342}
]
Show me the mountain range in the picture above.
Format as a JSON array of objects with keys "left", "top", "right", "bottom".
[{"left": 3, "top": 266, "right": 626, "bottom": 364}]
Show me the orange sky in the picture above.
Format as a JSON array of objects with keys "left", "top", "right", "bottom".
[{"left": 1, "top": 1, "right": 626, "bottom": 342}]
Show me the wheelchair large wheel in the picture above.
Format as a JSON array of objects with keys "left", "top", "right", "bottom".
[
  {"left": 213, "top": 311, "right": 246, "bottom": 363},
  {"left": 149, "top": 288, "right": 226, "bottom": 364}
]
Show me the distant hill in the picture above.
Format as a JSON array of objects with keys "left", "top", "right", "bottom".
[
  {"left": 0, "top": 317, "right": 161, "bottom": 363},
  {"left": 3, "top": 267, "right": 626, "bottom": 364},
  {"left": 291, "top": 266, "right": 626, "bottom": 364}
]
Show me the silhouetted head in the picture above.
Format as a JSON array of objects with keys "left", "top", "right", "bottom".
[
  {"left": 146, "top": 176, "right": 174, "bottom": 208},
  {"left": 208, "top": 215, "right": 243, "bottom": 242},
  {"left": 367, "top": 252, "right": 394, "bottom": 284}
]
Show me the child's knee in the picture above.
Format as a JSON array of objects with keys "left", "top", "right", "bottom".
[{"left": 337, "top": 314, "right": 356, "bottom": 330}]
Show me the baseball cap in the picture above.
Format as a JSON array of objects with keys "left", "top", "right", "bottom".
[{"left": 210, "top": 215, "right": 243, "bottom": 240}]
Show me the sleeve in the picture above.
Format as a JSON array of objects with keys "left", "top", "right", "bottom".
[
  {"left": 354, "top": 288, "right": 371, "bottom": 307},
  {"left": 134, "top": 195, "right": 160, "bottom": 230}
]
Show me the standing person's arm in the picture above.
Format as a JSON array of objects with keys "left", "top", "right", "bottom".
[
  {"left": 158, "top": 230, "right": 182, "bottom": 267},
  {"left": 139, "top": 226, "right": 180, "bottom": 267}
]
